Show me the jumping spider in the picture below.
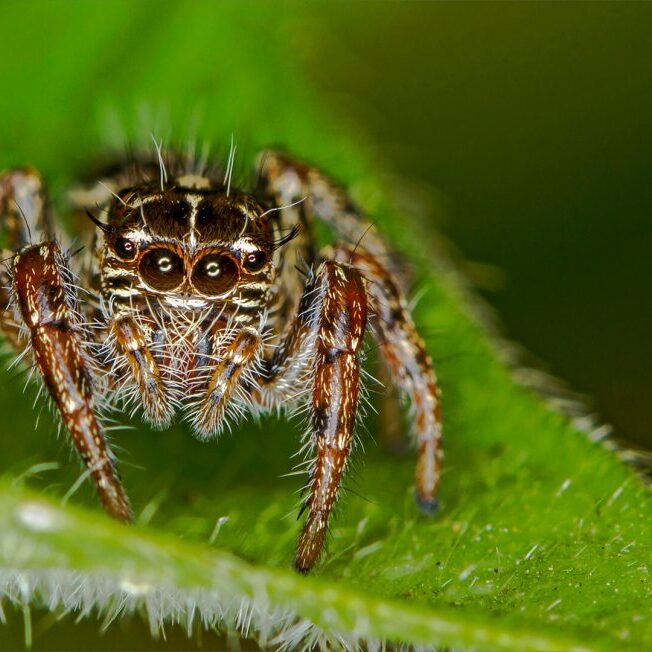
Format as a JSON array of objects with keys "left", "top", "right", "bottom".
[{"left": 0, "top": 148, "right": 442, "bottom": 572}]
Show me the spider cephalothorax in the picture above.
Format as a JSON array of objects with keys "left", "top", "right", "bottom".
[
  {"left": 91, "top": 175, "right": 290, "bottom": 434},
  {"left": 0, "top": 148, "right": 442, "bottom": 572},
  {"left": 100, "top": 183, "right": 276, "bottom": 303}
]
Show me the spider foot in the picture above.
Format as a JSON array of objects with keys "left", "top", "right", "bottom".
[{"left": 414, "top": 490, "right": 440, "bottom": 516}]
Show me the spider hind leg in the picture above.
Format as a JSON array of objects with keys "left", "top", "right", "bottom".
[{"left": 333, "top": 244, "right": 443, "bottom": 513}]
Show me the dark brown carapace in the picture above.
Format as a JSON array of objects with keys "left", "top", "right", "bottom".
[{"left": 0, "top": 148, "right": 442, "bottom": 572}]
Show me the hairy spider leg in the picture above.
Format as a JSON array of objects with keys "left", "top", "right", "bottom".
[
  {"left": 258, "top": 259, "right": 367, "bottom": 572},
  {"left": 333, "top": 244, "right": 442, "bottom": 513},
  {"left": 258, "top": 151, "right": 410, "bottom": 291},
  {"left": 300, "top": 261, "right": 367, "bottom": 572},
  {"left": 0, "top": 172, "right": 129, "bottom": 516},
  {"left": 0, "top": 167, "right": 53, "bottom": 245},
  {"left": 255, "top": 151, "right": 317, "bottom": 331},
  {"left": 0, "top": 168, "right": 53, "bottom": 351},
  {"left": 11, "top": 241, "right": 131, "bottom": 521}
]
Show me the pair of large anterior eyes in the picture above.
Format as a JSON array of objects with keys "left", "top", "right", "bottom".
[
  {"left": 133, "top": 246, "right": 266, "bottom": 296},
  {"left": 138, "top": 248, "right": 195, "bottom": 293}
]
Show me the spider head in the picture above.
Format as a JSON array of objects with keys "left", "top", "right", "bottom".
[{"left": 98, "top": 181, "right": 295, "bottom": 306}]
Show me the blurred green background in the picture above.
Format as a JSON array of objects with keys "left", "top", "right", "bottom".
[
  {"left": 305, "top": 2, "right": 652, "bottom": 448},
  {"left": 1, "top": 1, "right": 652, "bottom": 648}
]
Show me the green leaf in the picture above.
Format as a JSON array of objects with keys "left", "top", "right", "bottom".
[{"left": 0, "top": 2, "right": 650, "bottom": 650}]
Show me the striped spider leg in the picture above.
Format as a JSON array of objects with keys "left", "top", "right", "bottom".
[
  {"left": 331, "top": 244, "right": 442, "bottom": 512},
  {"left": 257, "top": 153, "right": 442, "bottom": 571},
  {"left": 0, "top": 168, "right": 131, "bottom": 521},
  {"left": 258, "top": 256, "right": 368, "bottom": 572}
]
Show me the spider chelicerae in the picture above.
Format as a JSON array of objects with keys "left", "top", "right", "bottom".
[{"left": 0, "top": 146, "right": 442, "bottom": 572}]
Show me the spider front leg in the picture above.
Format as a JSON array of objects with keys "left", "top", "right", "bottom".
[
  {"left": 299, "top": 263, "right": 367, "bottom": 572},
  {"left": 12, "top": 242, "right": 131, "bottom": 521},
  {"left": 333, "top": 245, "right": 442, "bottom": 512},
  {"left": 300, "top": 261, "right": 367, "bottom": 571},
  {"left": 261, "top": 260, "right": 368, "bottom": 572}
]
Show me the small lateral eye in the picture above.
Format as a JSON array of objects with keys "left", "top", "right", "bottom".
[
  {"left": 114, "top": 237, "right": 137, "bottom": 260},
  {"left": 138, "top": 248, "right": 185, "bottom": 292},
  {"left": 192, "top": 253, "right": 239, "bottom": 296},
  {"left": 243, "top": 250, "right": 267, "bottom": 272}
]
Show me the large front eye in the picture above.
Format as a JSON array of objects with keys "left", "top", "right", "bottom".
[
  {"left": 138, "top": 248, "right": 185, "bottom": 292},
  {"left": 192, "top": 253, "right": 239, "bottom": 296}
]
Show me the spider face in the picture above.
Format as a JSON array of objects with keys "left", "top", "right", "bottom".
[
  {"left": 100, "top": 183, "right": 276, "bottom": 308},
  {"left": 1, "top": 148, "right": 442, "bottom": 573}
]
